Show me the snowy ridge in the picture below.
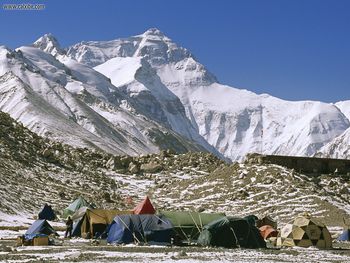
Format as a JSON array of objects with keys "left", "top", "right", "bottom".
[
  {"left": 317, "top": 101, "right": 350, "bottom": 158},
  {"left": 94, "top": 56, "right": 218, "bottom": 154},
  {"left": 66, "top": 28, "right": 350, "bottom": 160},
  {"left": 0, "top": 42, "right": 213, "bottom": 156},
  {"left": 335, "top": 100, "right": 350, "bottom": 120},
  {"left": 319, "top": 130, "right": 350, "bottom": 159},
  {"left": 0, "top": 29, "right": 349, "bottom": 160},
  {"left": 33, "top": 33, "right": 65, "bottom": 56}
]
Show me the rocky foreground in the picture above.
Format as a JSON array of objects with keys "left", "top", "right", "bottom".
[
  {"left": 1, "top": 240, "right": 350, "bottom": 263},
  {"left": 0, "top": 111, "right": 349, "bottom": 227}
]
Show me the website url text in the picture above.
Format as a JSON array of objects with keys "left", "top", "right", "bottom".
[{"left": 3, "top": 3, "right": 45, "bottom": 11}]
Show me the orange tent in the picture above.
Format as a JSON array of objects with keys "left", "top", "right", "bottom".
[
  {"left": 259, "top": 225, "right": 278, "bottom": 239},
  {"left": 133, "top": 196, "right": 156, "bottom": 214}
]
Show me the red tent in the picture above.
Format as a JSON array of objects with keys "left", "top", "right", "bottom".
[
  {"left": 133, "top": 196, "right": 156, "bottom": 214},
  {"left": 259, "top": 225, "right": 278, "bottom": 239}
]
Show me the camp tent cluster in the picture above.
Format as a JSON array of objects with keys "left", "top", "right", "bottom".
[
  {"left": 24, "top": 197, "right": 338, "bottom": 250},
  {"left": 61, "top": 196, "right": 266, "bottom": 248},
  {"left": 72, "top": 208, "right": 132, "bottom": 238}
]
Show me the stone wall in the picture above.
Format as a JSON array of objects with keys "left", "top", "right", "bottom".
[{"left": 245, "top": 153, "right": 350, "bottom": 174}]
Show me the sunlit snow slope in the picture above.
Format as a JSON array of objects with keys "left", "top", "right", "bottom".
[
  {"left": 67, "top": 28, "right": 350, "bottom": 160},
  {"left": 0, "top": 37, "right": 214, "bottom": 156}
]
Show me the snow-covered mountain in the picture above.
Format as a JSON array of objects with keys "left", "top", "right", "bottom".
[
  {"left": 0, "top": 39, "right": 215, "bottom": 156},
  {"left": 335, "top": 100, "right": 350, "bottom": 120},
  {"left": 0, "top": 29, "right": 348, "bottom": 160},
  {"left": 319, "top": 129, "right": 350, "bottom": 159},
  {"left": 316, "top": 100, "right": 350, "bottom": 158},
  {"left": 66, "top": 28, "right": 350, "bottom": 160}
]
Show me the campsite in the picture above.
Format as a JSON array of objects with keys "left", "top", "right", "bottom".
[
  {"left": 1, "top": 0, "right": 350, "bottom": 261},
  {"left": 1, "top": 115, "right": 350, "bottom": 262},
  {"left": 1, "top": 194, "right": 350, "bottom": 263}
]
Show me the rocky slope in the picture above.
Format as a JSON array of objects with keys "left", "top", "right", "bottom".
[
  {"left": 0, "top": 110, "right": 223, "bottom": 221},
  {"left": 0, "top": 111, "right": 349, "bottom": 227},
  {"left": 152, "top": 162, "right": 350, "bottom": 226}
]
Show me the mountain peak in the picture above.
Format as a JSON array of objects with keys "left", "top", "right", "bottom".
[
  {"left": 33, "top": 33, "right": 65, "bottom": 56},
  {"left": 142, "top": 28, "right": 165, "bottom": 37}
]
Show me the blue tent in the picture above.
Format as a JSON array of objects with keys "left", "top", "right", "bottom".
[
  {"left": 107, "top": 214, "right": 173, "bottom": 245},
  {"left": 25, "top": 219, "right": 58, "bottom": 240},
  {"left": 338, "top": 229, "right": 350, "bottom": 241},
  {"left": 38, "top": 204, "right": 56, "bottom": 221},
  {"left": 72, "top": 218, "right": 83, "bottom": 237}
]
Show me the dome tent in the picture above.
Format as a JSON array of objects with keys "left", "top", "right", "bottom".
[
  {"left": 107, "top": 214, "right": 173, "bottom": 245},
  {"left": 338, "top": 218, "right": 350, "bottom": 241},
  {"left": 338, "top": 229, "right": 350, "bottom": 241},
  {"left": 277, "top": 213, "right": 332, "bottom": 249},
  {"left": 159, "top": 211, "right": 225, "bottom": 242},
  {"left": 197, "top": 216, "right": 266, "bottom": 249}
]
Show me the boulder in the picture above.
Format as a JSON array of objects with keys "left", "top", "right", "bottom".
[
  {"left": 105, "top": 157, "right": 115, "bottom": 170},
  {"left": 121, "top": 156, "right": 132, "bottom": 168},
  {"left": 140, "top": 162, "right": 163, "bottom": 173},
  {"left": 128, "top": 162, "right": 139, "bottom": 174}
]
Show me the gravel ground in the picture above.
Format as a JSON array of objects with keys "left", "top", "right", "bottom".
[{"left": 1, "top": 239, "right": 350, "bottom": 263}]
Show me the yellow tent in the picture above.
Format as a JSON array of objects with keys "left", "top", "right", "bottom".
[
  {"left": 277, "top": 213, "right": 332, "bottom": 249},
  {"left": 75, "top": 209, "right": 132, "bottom": 238}
]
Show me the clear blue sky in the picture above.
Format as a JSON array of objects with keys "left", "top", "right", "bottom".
[{"left": 1, "top": 0, "right": 349, "bottom": 102}]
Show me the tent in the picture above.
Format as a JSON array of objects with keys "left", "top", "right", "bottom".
[
  {"left": 38, "top": 204, "right": 56, "bottom": 221},
  {"left": 71, "top": 206, "right": 92, "bottom": 237},
  {"left": 71, "top": 206, "right": 89, "bottom": 221},
  {"left": 257, "top": 215, "right": 277, "bottom": 229},
  {"left": 259, "top": 225, "right": 278, "bottom": 240},
  {"left": 159, "top": 211, "right": 225, "bottom": 242},
  {"left": 72, "top": 218, "right": 84, "bottom": 237},
  {"left": 245, "top": 215, "right": 259, "bottom": 226},
  {"left": 338, "top": 229, "right": 350, "bottom": 241},
  {"left": 107, "top": 214, "right": 173, "bottom": 245},
  {"left": 133, "top": 196, "right": 156, "bottom": 214},
  {"left": 197, "top": 216, "right": 266, "bottom": 249},
  {"left": 25, "top": 219, "right": 58, "bottom": 240},
  {"left": 277, "top": 213, "right": 332, "bottom": 249},
  {"left": 63, "top": 196, "right": 91, "bottom": 219},
  {"left": 72, "top": 208, "right": 132, "bottom": 238}
]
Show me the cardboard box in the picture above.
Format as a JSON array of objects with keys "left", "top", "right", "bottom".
[{"left": 33, "top": 236, "right": 49, "bottom": 246}]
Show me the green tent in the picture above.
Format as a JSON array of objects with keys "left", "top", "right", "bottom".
[
  {"left": 159, "top": 211, "right": 225, "bottom": 242},
  {"left": 197, "top": 216, "right": 266, "bottom": 248},
  {"left": 63, "top": 196, "right": 91, "bottom": 219}
]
